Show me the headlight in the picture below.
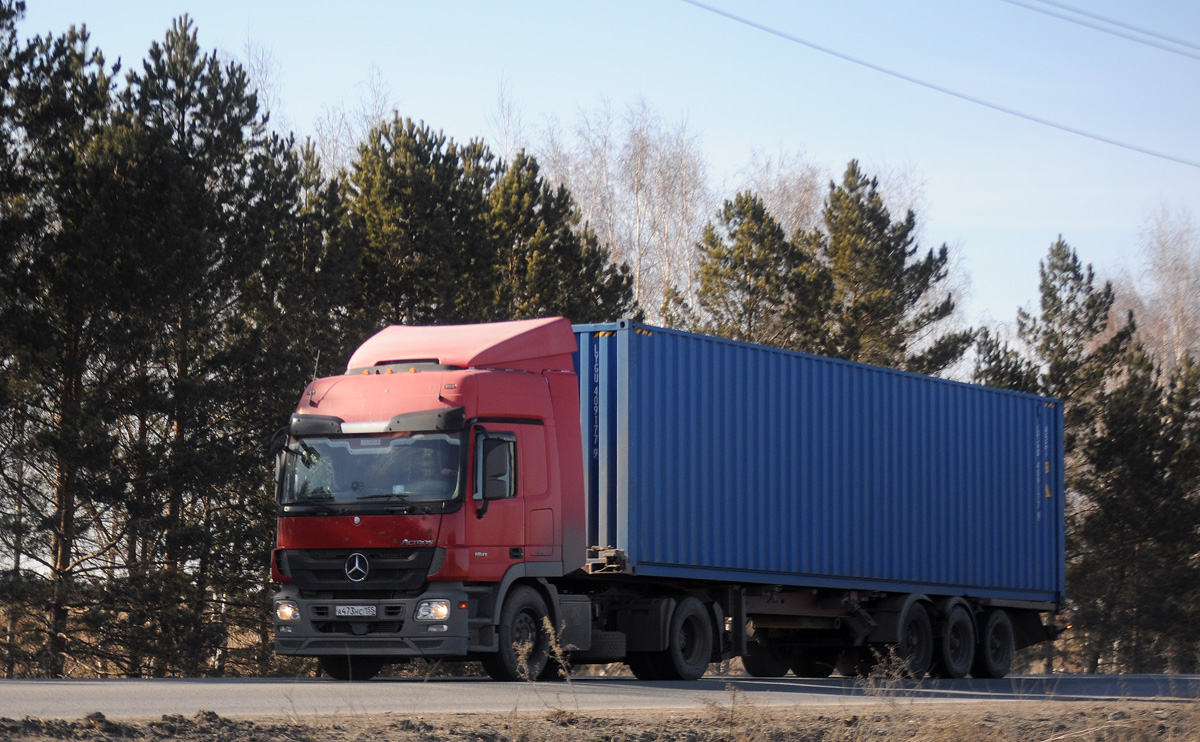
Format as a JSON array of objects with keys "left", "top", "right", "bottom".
[
  {"left": 275, "top": 600, "right": 300, "bottom": 622},
  {"left": 415, "top": 599, "right": 450, "bottom": 621}
]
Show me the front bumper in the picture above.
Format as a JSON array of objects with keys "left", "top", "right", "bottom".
[{"left": 272, "top": 584, "right": 470, "bottom": 657}]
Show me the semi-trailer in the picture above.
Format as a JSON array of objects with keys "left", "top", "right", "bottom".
[{"left": 271, "top": 317, "right": 1065, "bottom": 681}]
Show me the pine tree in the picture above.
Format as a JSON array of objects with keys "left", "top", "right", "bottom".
[
  {"left": 693, "top": 191, "right": 831, "bottom": 348},
  {"left": 971, "top": 328, "right": 1039, "bottom": 392},
  {"left": 1070, "top": 347, "right": 1200, "bottom": 672},
  {"left": 347, "top": 117, "right": 493, "bottom": 328},
  {"left": 0, "top": 8, "right": 126, "bottom": 676},
  {"left": 0, "top": 6, "right": 30, "bottom": 678},
  {"left": 1012, "top": 238, "right": 1133, "bottom": 451},
  {"left": 797, "top": 161, "right": 971, "bottom": 374},
  {"left": 111, "top": 16, "right": 315, "bottom": 676},
  {"left": 485, "top": 151, "right": 636, "bottom": 323}
]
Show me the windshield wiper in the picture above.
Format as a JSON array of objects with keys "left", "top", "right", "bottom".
[
  {"left": 284, "top": 495, "right": 339, "bottom": 514},
  {"left": 355, "top": 492, "right": 413, "bottom": 502},
  {"left": 354, "top": 492, "right": 421, "bottom": 514}
]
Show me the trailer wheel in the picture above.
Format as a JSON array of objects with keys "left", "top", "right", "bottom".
[
  {"left": 791, "top": 648, "right": 836, "bottom": 678},
  {"left": 971, "top": 609, "right": 1014, "bottom": 679},
  {"left": 896, "top": 601, "right": 934, "bottom": 678},
  {"left": 480, "top": 586, "right": 550, "bottom": 681},
  {"left": 741, "top": 641, "right": 789, "bottom": 677},
  {"left": 930, "top": 605, "right": 975, "bottom": 678},
  {"left": 659, "top": 597, "right": 713, "bottom": 680},
  {"left": 318, "top": 655, "right": 384, "bottom": 681}
]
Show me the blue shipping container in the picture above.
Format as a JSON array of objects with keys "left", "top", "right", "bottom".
[{"left": 574, "top": 320, "right": 1065, "bottom": 606}]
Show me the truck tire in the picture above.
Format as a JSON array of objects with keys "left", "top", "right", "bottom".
[
  {"left": 741, "top": 641, "right": 790, "bottom": 678},
  {"left": 971, "top": 609, "right": 1015, "bottom": 679},
  {"left": 659, "top": 597, "right": 713, "bottom": 680},
  {"left": 930, "top": 605, "right": 975, "bottom": 679},
  {"left": 629, "top": 598, "right": 713, "bottom": 681},
  {"left": 791, "top": 648, "right": 836, "bottom": 678},
  {"left": 318, "top": 655, "right": 384, "bottom": 681},
  {"left": 480, "top": 585, "right": 550, "bottom": 681},
  {"left": 896, "top": 601, "right": 934, "bottom": 678}
]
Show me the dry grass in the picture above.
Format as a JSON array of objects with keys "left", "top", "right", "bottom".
[{"left": 2, "top": 702, "right": 1198, "bottom": 741}]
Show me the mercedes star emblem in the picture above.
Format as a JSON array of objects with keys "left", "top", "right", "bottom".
[{"left": 344, "top": 552, "right": 370, "bottom": 582}]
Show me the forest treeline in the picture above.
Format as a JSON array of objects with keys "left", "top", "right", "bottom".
[{"left": 2, "top": 4, "right": 1198, "bottom": 677}]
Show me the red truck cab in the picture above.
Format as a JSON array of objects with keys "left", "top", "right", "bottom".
[{"left": 271, "top": 318, "right": 586, "bottom": 680}]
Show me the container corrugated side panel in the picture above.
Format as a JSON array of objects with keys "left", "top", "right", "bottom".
[{"left": 574, "top": 322, "right": 1064, "bottom": 604}]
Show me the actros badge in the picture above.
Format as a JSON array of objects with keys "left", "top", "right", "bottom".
[{"left": 344, "top": 552, "right": 370, "bottom": 582}]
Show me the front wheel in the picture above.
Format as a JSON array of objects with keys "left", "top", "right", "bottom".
[
  {"left": 318, "top": 655, "right": 385, "bottom": 681},
  {"left": 480, "top": 585, "right": 551, "bottom": 681}
]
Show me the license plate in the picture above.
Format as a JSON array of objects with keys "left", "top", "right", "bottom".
[{"left": 335, "top": 605, "right": 377, "bottom": 618}]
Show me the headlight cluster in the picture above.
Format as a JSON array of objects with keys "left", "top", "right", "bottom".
[
  {"left": 275, "top": 600, "right": 300, "bottom": 622},
  {"left": 415, "top": 599, "right": 450, "bottom": 621}
]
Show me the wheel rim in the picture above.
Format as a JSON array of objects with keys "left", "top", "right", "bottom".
[
  {"left": 678, "top": 615, "right": 703, "bottom": 665},
  {"left": 901, "top": 617, "right": 926, "bottom": 657},
  {"left": 988, "top": 629, "right": 1002, "bottom": 658},
  {"left": 944, "top": 609, "right": 973, "bottom": 676},
  {"left": 514, "top": 609, "right": 539, "bottom": 647},
  {"left": 667, "top": 599, "right": 712, "bottom": 680},
  {"left": 949, "top": 624, "right": 967, "bottom": 661},
  {"left": 985, "top": 615, "right": 1012, "bottom": 669},
  {"left": 898, "top": 603, "right": 932, "bottom": 677},
  {"left": 512, "top": 608, "right": 544, "bottom": 675}
]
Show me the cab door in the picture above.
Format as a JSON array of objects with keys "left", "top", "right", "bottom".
[{"left": 464, "top": 426, "right": 525, "bottom": 581}]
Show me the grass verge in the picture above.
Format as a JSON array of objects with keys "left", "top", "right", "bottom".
[{"left": 3, "top": 702, "right": 1198, "bottom": 741}]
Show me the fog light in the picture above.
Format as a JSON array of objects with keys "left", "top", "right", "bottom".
[
  {"left": 275, "top": 600, "right": 300, "bottom": 622},
  {"left": 415, "top": 599, "right": 450, "bottom": 621},
  {"left": 277, "top": 625, "right": 293, "bottom": 634},
  {"left": 428, "top": 624, "right": 448, "bottom": 633}
]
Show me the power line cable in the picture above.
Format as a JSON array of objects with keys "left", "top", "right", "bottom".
[
  {"left": 1025, "top": 0, "right": 1200, "bottom": 53},
  {"left": 679, "top": 0, "right": 1200, "bottom": 170},
  {"left": 997, "top": 0, "right": 1200, "bottom": 62}
]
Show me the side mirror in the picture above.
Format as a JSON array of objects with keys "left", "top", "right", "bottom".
[
  {"left": 269, "top": 427, "right": 289, "bottom": 503},
  {"left": 268, "top": 426, "right": 289, "bottom": 457}
]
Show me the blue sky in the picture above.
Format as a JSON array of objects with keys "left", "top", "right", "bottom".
[{"left": 19, "top": 1, "right": 1200, "bottom": 326}]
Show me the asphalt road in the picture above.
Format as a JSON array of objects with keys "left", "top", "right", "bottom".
[{"left": 2, "top": 674, "right": 1198, "bottom": 721}]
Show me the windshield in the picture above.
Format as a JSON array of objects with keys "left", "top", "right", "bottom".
[{"left": 280, "top": 432, "right": 461, "bottom": 504}]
